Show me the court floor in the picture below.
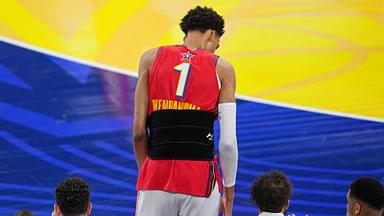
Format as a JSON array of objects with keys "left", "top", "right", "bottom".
[
  {"left": 0, "top": 39, "right": 383, "bottom": 216},
  {"left": 1, "top": 0, "right": 383, "bottom": 119}
]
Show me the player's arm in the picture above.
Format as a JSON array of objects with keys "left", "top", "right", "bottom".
[
  {"left": 133, "top": 48, "right": 157, "bottom": 171},
  {"left": 217, "top": 58, "right": 238, "bottom": 216}
]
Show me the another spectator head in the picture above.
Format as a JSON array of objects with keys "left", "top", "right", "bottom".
[
  {"left": 14, "top": 210, "right": 35, "bottom": 216},
  {"left": 54, "top": 177, "right": 92, "bottom": 216},
  {"left": 347, "top": 177, "right": 384, "bottom": 216},
  {"left": 251, "top": 170, "right": 293, "bottom": 214}
]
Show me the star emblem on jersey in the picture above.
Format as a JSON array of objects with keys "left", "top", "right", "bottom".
[
  {"left": 180, "top": 52, "right": 195, "bottom": 62},
  {"left": 206, "top": 133, "right": 214, "bottom": 141}
]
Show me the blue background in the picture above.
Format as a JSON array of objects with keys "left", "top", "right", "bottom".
[{"left": 0, "top": 40, "right": 383, "bottom": 216}]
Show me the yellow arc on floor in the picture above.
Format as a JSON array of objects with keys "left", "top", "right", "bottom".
[{"left": 1, "top": 0, "right": 383, "bottom": 119}]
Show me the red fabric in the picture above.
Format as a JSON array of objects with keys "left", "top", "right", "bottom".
[
  {"left": 137, "top": 157, "right": 222, "bottom": 197},
  {"left": 137, "top": 45, "right": 222, "bottom": 197},
  {"left": 147, "top": 45, "right": 219, "bottom": 114}
]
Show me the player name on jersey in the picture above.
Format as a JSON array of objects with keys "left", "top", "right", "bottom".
[{"left": 151, "top": 99, "right": 201, "bottom": 111}]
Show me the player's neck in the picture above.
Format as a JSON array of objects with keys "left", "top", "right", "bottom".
[{"left": 183, "top": 32, "right": 207, "bottom": 51}]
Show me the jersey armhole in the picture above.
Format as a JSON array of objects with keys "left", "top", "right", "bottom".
[
  {"left": 214, "top": 55, "right": 221, "bottom": 90},
  {"left": 149, "top": 46, "right": 164, "bottom": 75},
  {"left": 156, "top": 46, "right": 164, "bottom": 58}
]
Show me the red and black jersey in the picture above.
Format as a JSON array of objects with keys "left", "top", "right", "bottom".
[{"left": 137, "top": 45, "right": 222, "bottom": 197}]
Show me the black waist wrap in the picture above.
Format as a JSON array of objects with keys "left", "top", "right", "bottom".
[{"left": 147, "top": 110, "right": 215, "bottom": 160}]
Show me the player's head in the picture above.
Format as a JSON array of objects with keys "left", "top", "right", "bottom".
[
  {"left": 346, "top": 177, "right": 384, "bottom": 216},
  {"left": 251, "top": 170, "right": 292, "bottom": 213},
  {"left": 54, "top": 177, "right": 92, "bottom": 216},
  {"left": 180, "top": 6, "right": 224, "bottom": 53}
]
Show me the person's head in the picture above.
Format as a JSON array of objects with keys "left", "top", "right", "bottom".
[
  {"left": 251, "top": 170, "right": 292, "bottom": 214},
  {"left": 346, "top": 177, "right": 384, "bottom": 216},
  {"left": 14, "top": 209, "right": 35, "bottom": 216},
  {"left": 180, "top": 6, "right": 225, "bottom": 53},
  {"left": 54, "top": 177, "right": 92, "bottom": 216}
]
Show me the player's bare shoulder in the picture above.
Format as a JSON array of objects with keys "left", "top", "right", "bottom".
[
  {"left": 138, "top": 48, "right": 159, "bottom": 74},
  {"left": 216, "top": 57, "right": 236, "bottom": 86},
  {"left": 216, "top": 57, "right": 236, "bottom": 103}
]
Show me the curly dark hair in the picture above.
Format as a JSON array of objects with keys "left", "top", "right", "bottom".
[
  {"left": 55, "top": 177, "right": 90, "bottom": 216},
  {"left": 349, "top": 177, "right": 384, "bottom": 210},
  {"left": 251, "top": 170, "right": 292, "bottom": 213},
  {"left": 180, "top": 6, "right": 225, "bottom": 36}
]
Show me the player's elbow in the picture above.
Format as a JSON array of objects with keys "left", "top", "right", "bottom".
[
  {"left": 219, "top": 138, "right": 238, "bottom": 155},
  {"left": 132, "top": 130, "right": 147, "bottom": 145}
]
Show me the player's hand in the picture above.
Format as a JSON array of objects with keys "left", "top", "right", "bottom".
[
  {"left": 220, "top": 186, "right": 234, "bottom": 216},
  {"left": 221, "top": 196, "right": 233, "bottom": 216}
]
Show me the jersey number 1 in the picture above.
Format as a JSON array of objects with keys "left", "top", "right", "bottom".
[{"left": 174, "top": 62, "right": 191, "bottom": 98}]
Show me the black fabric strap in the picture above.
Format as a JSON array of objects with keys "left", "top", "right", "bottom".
[{"left": 147, "top": 110, "right": 215, "bottom": 160}]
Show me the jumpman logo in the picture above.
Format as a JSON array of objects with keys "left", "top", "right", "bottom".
[{"left": 206, "top": 133, "right": 214, "bottom": 141}]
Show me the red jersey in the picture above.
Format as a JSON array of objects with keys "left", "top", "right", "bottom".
[{"left": 137, "top": 45, "right": 222, "bottom": 197}]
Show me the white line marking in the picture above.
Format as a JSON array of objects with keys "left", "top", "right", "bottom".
[
  {"left": 1, "top": 36, "right": 383, "bottom": 123},
  {"left": 236, "top": 95, "right": 384, "bottom": 123},
  {"left": 0, "top": 36, "right": 138, "bottom": 77}
]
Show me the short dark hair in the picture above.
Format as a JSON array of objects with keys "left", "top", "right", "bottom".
[
  {"left": 180, "top": 6, "right": 225, "bottom": 36},
  {"left": 55, "top": 177, "right": 90, "bottom": 216},
  {"left": 251, "top": 170, "right": 292, "bottom": 213},
  {"left": 349, "top": 177, "right": 384, "bottom": 210}
]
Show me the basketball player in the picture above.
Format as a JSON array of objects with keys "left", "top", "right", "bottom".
[{"left": 133, "top": 6, "right": 238, "bottom": 216}]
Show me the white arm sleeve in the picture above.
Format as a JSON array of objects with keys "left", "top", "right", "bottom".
[{"left": 218, "top": 102, "right": 238, "bottom": 187}]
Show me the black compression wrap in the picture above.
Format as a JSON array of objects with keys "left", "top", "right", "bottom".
[{"left": 147, "top": 110, "right": 215, "bottom": 160}]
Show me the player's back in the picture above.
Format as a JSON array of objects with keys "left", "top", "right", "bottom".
[
  {"left": 137, "top": 45, "right": 222, "bottom": 197},
  {"left": 148, "top": 45, "right": 220, "bottom": 114}
]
